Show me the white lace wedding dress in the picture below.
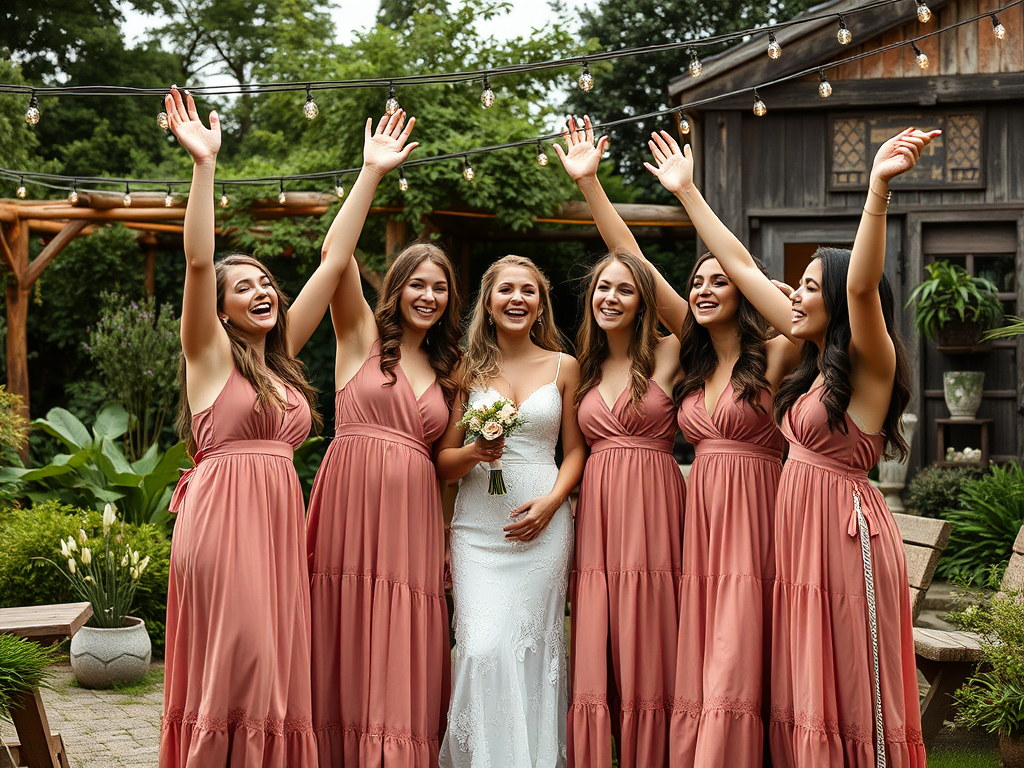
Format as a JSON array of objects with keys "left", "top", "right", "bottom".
[{"left": 439, "top": 362, "right": 574, "bottom": 768}]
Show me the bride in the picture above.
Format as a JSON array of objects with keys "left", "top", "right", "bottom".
[{"left": 437, "top": 254, "right": 587, "bottom": 768}]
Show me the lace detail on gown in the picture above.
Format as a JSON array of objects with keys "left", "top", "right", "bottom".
[{"left": 440, "top": 380, "right": 573, "bottom": 768}]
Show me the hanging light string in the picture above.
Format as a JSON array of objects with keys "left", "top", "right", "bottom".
[
  {"left": 1, "top": 0, "right": 1019, "bottom": 200},
  {"left": 0, "top": 0, "right": 943, "bottom": 100}
]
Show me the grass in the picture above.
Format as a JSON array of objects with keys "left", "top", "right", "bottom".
[
  {"left": 64, "top": 665, "right": 163, "bottom": 698},
  {"left": 928, "top": 728, "right": 1000, "bottom": 767}
]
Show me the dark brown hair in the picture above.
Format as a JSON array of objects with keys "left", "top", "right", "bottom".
[
  {"left": 675, "top": 251, "right": 772, "bottom": 412},
  {"left": 374, "top": 243, "right": 462, "bottom": 407},
  {"left": 176, "top": 254, "right": 322, "bottom": 454},
  {"left": 574, "top": 250, "right": 660, "bottom": 411}
]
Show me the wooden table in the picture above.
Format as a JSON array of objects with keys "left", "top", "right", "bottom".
[{"left": 0, "top": 602, "right": 92, "bottom": 768}]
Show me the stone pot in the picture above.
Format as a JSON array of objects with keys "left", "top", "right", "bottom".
[
  {"left": 1000, "top": 732, "right": 1024, "bottom": 768},
  {"left": 876, "top": 413, "right": 918, "bottom": 512},
  {"left": 70, "top": 616, "right": 151, "bottom": 688},
  {"left": 943, "top": 371, "right": 985, "bottom": 420}
]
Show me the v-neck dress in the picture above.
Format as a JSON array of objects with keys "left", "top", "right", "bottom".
[
  {"left": 769, "top": 387, "right": 925, "bottom": 767},
  {"left": 161, "top": 367, "right": 317, "bottom": 768},
  {"left": 306, "top": 343, "right": 450, "bottom": 768},
  {"left": 567, "top": 382, "right": 686, "bottom": 768},
  {"left": 671, "top": 384, "right": 783, "bottom": 768}
]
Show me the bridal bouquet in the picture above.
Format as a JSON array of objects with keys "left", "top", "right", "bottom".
[{"left": 458, "top": 393, "right": 525, "bottom": 495}]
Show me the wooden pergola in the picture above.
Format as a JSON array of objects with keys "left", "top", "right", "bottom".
[{"left": 0, "top": 192, "right": 691, "bottom": 420}]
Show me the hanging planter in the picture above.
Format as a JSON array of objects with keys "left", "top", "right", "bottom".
[
  {"left": 70, "top": 616, "right": 151, "bottom": 688},
  {"left": 943, "top": 371, "right": 984, "bottom": 420}
]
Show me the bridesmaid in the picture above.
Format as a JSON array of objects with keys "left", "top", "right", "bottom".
[
  {"left": 304, "top": 136, "right": 461, "bottom": 765},
  {"left": 650, "top": 129, "right": 935, "bottom": 767},
  {"left": 642, "top": 129, "right": 802, "bottom": 767},
  {"left": 160, "top": 89, "right": 410, "bottom": 766},
  {"left": 554, "top": 119, "right": 686, "bottom": 768}
]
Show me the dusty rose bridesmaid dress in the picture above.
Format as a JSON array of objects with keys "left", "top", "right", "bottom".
[
  {"left": 161, "top": 368, "right": 318, "bottom": 767},
  {"left": 568, "top": 382, "right": 686, "bottom": 768},
  {"left": 770, "top": 387, "right": 925, "bottom": 767},
  {"left": 306, "top": 342, "right": 450, "bottom": 768},
  {"left": 671, "top": 383, "right": 782, "bottom": 768}
]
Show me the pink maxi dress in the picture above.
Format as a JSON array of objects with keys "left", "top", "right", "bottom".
[
  {"left": 770, "top": 387, "right": 925, "bottom": 767},
  {"left": 306, "top": 343, "right": 450, "bottom": 768},
  {"left": 161, "top": 368, "right": 317, "bottom": 767},
  {"left": 671, "top": 383, "right": 783, "bottom": 768},
  {"left": 568, "top": 381, "right": 686, "bottom": 768}
]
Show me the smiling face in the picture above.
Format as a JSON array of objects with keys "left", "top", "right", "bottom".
[
  {"left": 591, "top": 259, "right": 641, "bottom": 332},
  {"left": 790, "top": 257, "right": 828, "bottom": 343},
  {"left": 218, "top": 263, "right": 278, "bottom": 338},
  {"left": 688, "top": 257, "right": 740, "bottom": 328},
  {"left": 398, "top": 259, "right": 449, "bottom": 333},
  {"left": 487, "top": 265, "right": 542, "bottom": 334}
]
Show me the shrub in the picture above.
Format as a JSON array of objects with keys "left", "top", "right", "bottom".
[
  {"left": 939, "top": 462, "right": 1024, "bottom": 585},
  {"left": 906, "top": 464, "right": 980, "bottom": 518},
  {"left": 0, "top": 501, "right": 170, "bottom": 657}
]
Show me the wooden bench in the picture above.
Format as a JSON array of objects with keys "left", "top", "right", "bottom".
[
  {"left": 914, "top": 525, "right": 1024, "bottom": 747},
  {"left": 893, "top": 512, "right": 951, "bottom": 622},
  {"left": 0, "top": 602, "right": 92, "bottom": 768}
]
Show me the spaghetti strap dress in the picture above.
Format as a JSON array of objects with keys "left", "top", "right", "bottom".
[
  {"left": 306, "top": 342, "right": 450, "bottom": 768},
  {"left": 671, "top": 383, "right": 783, "bottom": 768},
  {"left": 769, "top": 386, "right": 925, "bottom": 767},
  {"left": 568, "top": 381, "right": 685, "bottom": 768},
  {"left": 161, "top": 367, "right": 317, "bottom": 768}
]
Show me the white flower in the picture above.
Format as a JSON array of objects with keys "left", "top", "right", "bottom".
[
  {"left": 102, "top": 503, "right": 117, "bottom": 534},
  {"left": 84, "top": 576, "right": 94, "bottom": 583},
  {"left": 60, "top": 539, "right": 70, "bottom": 558},
  {"left": 131, "top": 550, "right": 140, "bottom": 566},
  {"left": 81, "top": 547, "right": 92, "bottom": 565},
  {"left": 498, "top": 403, "right": 516, "bottom": 421},
  {"left": 121, "top": 553, "right": 129, "bottom": 567},
  {"left": 66, "top": 536, "right": 77, "bottom": 553},
  {"left": 130, "top": 567, "right": 140, "bottom": 580},
  {"left": 137, "top": 555, "right": 151, "bottom": 575},
  {"left": 67, "top": 558, "right": 77, "bottom": 575},
  {"left": 468, "top": 416, "right": 482, "bottom": 431},
  {"left": 481, "top": 421, "right": 503, "bottom": 440},
  {"left": 78, "top": 529, "right": 88, "bottom": 545}
]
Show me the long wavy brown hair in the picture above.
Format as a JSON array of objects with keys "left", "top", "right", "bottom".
[
  {"left": 574, "top": 250, "right": 660, "bottom": 411},
  {"left": 463, "top": 255, "right": 565, "bottom": 390},
  {"left": 674, "top": 251, "right": 773, "bottom": 412},
  {"left": 176, "top": 253, "right": 322, "bottom": 455},
  {"left": 374, "top": 243, "right": 463, "bottom": 407},
  {"left": 773, "top": 247, "right": 912, "bottom": 460}
]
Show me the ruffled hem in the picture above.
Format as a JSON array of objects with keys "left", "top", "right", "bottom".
[
  {"left": 669, "top": 704, "right": 763, "bottom": 768},
  {"left": 568, "top": 694, "right": 670, "bottom": 768},
  {"left": 314, "top": 722, "right": 439, "bottom": 768},
  {"left": 769, "top": 718, "right": 926, "bottom": 768},
  {"left": 160, "top": 711, "right": 317, "bottom": 767}
]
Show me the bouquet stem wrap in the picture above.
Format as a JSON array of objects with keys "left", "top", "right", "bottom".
[{"left": 487, "top": 459, "right": 507, "bottom": 495}]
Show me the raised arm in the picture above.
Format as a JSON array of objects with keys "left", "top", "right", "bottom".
[
  {"left": 286, "top": 111, "right": 418, "bottom": 355},
  {"left": 645, "top": 131, "right": 797, "bottom": 342},
  {"left": 555, "top": 116, "right": 690, "bottom": 338},
  {"left": 848, "top": 128, "right": 940, "bottom": 386}
]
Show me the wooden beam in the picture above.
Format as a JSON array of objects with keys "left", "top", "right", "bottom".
[
  {"left": 24, "top": 220, "right": 89, "bottom": 287},
  {"left": 6, "top": 217, "right": 31, "bottom": 426},
  {"left": 0, "top": 222, "right": 15, "bottom": 273},
  {"left": 11, "top": 206, "right": 185, "bottom": 222}
]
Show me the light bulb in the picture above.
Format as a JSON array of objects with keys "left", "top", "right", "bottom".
[
  {"left": 25, "top": 95, "right": 39, "bottom": 125},
  {"left": 679, "top": 115, "right": 691, "bottom": 134},
  {"left": 304, "top": 88, "right": 319, "bottom": 120},
  {"left": 462, "top": 158, "right": 475, "bottom": 182},
  {"left": 157, "top": 111, "right": 169, "bottom": 130},
  {"left": 991, "top": 14, "right": 1006, "bottom": 40},
  {"left": 912, "top": 42, "right": 929, "bottom": 69},
  {"left": 68, "top": 186, "right": 79, "bottom": 205},
  {"left": 579, "top": 62, "right": 594, "bottom": 92},
  {"left": 767, "top": 32, "right": 781, "bottom": 60},
  {"left": 16, "top": 179, "right": 26, "bottom": 198},
  {"left": 916, "top": 0, "right": 931, "bottom": 23},
  {"left": 165, "top": 188, "right": 174, "bottom": 207},
  {"left": 278, "top": 184, "right": 287, "bottom": 205},
  {"left": 752, "top": 91, "right": 767, "bottom": 117},
  {"left": 398, "top": 167, "right": 409, "bottom": 192},
  {"left": 334, "top": 178, "right": 345, "bottom": 199},
  {"left": 481, "top": 77, "right": 495, "bottom": 108},
  {"left": 123, "top": 185, "right": 132, "bottom": 208},
  {"left": 220, "top": 186, "right": 229, "bottom": 208},
  {"left": 837, "top": 16, "right": 852, "bottom": 45},
  {"left": 385, "top": 84, "right": 400, "bottom": 116},
  {"left": 688, "top": 50, "right": 703, "bottom": 78},
  {"left": 818, "top": 70, "right": 833, "bottom": 98},
  {"left": 537, "top": 142, "right": 548, "bottom": 166}
]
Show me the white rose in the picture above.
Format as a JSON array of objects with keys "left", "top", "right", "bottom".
[
  {"left": 468, "top": 416, "right": 482, "bottom": 431},
  {"left": 498, "top": 403, "right": 516, "bottom": 421},
  {"left": 481, "top": 421, "right": 504, "bottom": 441}
]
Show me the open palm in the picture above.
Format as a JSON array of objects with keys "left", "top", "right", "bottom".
[
  {"left": 644, "top": 131, "right": 693, "bottom": 194},
  {"left": 362, "top": 110, "right": 419, "bottom": 175},
  {"left": 165, "top": 87, "right": 221, "bottom": 162},
  {"left": 554, "top": 115, "right": 608, "bottom": 181}
]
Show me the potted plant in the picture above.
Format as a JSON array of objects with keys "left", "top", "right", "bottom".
[
  {"left": 952, "top": 586, "right": 1024, "bottom": 766},
  {"left": 907, "top": 260, "right": 1004, "bottom": 347},
  {"left": 39, "top": 503, "right": 152, "bottom": 688}
]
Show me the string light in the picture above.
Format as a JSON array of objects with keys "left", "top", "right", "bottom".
[
  {"left": 818, "top": 69, "right": 833, "bottom": 97},
  {"left": 679, "top": 114, "right": 691, "bottom": 134},
  {"left": 579, "top": 61, "right": 594, "bottom": 92},
  {"left": 916, "top": 0, "right": 932, "bottom": 23},
  {"left": 752, "top": 89, "right": 767, "bottom": 116},
  {"left": 277, "top": 180, "right": 286, "bottom": 204},
  {"left": 123, "top": 183, "right": 132, "bottom": 208},
  {"left": 334, "top": 176, "right": 345, "bottom": 199},
  {"left": 480, "top": 76, "right": 495, "bottom": 108},
  {"left": 220, "top": 185, "right": 229, "bottom": 207},
  {"left": 16, "top": 177, "right": 26, "bottom": 198},
  {"left": 991, "top": 14, "right": 1006, "bottom": 39},
  {"left": 157, "top": 97, "right": 169, "bottom": 131},
  {"left": 25, "top": 93, "right": 40, "bottom": 125},
  {"left": 837, "top": 15, "right": 853, "bottom": 44},
  {"left": 688, "top": 49, "right": 703, "bottom": 78},
  {"left": 911, "top": 40, "right": 929, "bottom": 68},
  {"left": 164, "top": 185, "right": 174, "bottom": 207},
  {"left": 385, "top": 83, "right": 400, "bottom": 116},
  {"left": 767, "top": 32, "right": 782, "bottom": 59},
  {"left": 462, "top": 156, "right": 475, "bottom": 181},
  {"left": 398, "top": 166, "right": 409, "bottom": 192},
  {"left": 536, "top": 141, "right": 548, "bottom": 166},
  {"left": 303, "top": 86, "right": 319, "bottom": 120},
  {"left": 68, "top": 182, "right": 78, "bottom": 205}
]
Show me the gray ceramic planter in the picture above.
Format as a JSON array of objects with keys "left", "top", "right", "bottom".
[
  {"left": 70, "top": 616, "right": 151, "bottom": 688},
  {"left": 943, "top": 371, "right": 985, "bottom": 420}
]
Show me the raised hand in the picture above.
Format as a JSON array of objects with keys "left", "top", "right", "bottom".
[
  {"left": 165, "top": 86, "right": 221, "bottom": 164},
  {"left": 871, "top": 128, "right": 942, "bottom": 185},
  {"left": 553, "top": 114, "right": 609, "bottom": 182},
  {"left": 362, "top": 110, "right": 419, "bottom": 177},
  {"left": 644, "top": 130, "right": 693, "bottom": 195}
]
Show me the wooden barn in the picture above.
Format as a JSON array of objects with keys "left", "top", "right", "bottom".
[{"left": 667, "top": 0, "right": 1024, "bottom": 472}]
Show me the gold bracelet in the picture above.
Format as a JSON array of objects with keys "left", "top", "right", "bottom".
[
  {"left": 863, "top": 206, "right": 887, "bottom": 217},
  {"left": 868, "top": 185, "right": 892, "bottom": 208}
]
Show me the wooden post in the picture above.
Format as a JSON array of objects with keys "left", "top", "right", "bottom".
[
  {"left": 139, "top": 232, "right": 158, "bottom": 296},
  {"left": 2, "top": 217, "right": 30, "bottom": 429},
  {"left": 385, "top": 218, "right": 409, "bottom": 265}
]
